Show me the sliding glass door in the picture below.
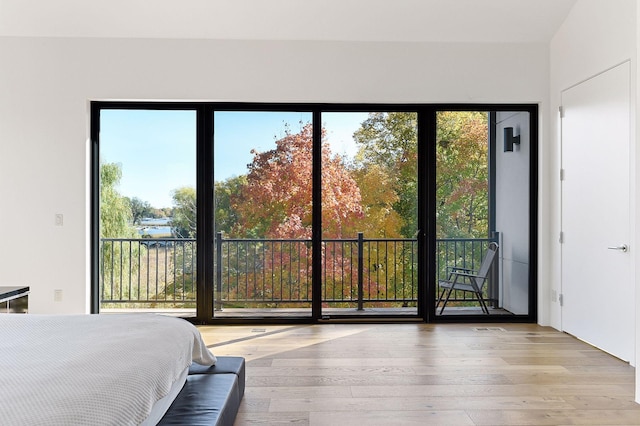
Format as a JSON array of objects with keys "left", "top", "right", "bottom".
[
  {"left": 212, "top": 111, "right": 314, "bottom": 318},
  {"left": 434, "top": 109, "right": 534, "bottom": 318},
  {"left": 97, "top": 108, "right": 197, "bottom": 315},
  {"left": 321, "top": 112, "right": 419, "bottom": 318},
  {"left": 92, "top": 103, "right": 536, "bottom": 322}
]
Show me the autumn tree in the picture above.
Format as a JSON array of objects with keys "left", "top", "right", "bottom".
[
  {"left": 232, "top": 123, "right": 363, "bottom": 239},
  {"left": 228, "top": 123, "right": 364, "bottom": 305},
  {"left": 350, "top": 164, "right": 403, "bottom": 238},
  {"left": 353, "top": 112, "right": 418, "bottom": 238},
  {"left": 436, "top": 111, "right": 489, "bottom": 238},
  {"left": 352, "top": 111, "right": 489, "bottom": 239},
  {"left": 351, "top": 112, "right": 489, "bottom": 306}
]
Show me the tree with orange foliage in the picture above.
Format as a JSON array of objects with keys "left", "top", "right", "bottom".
[
  {"left": 228, "top": 123, "right": 364, "bottom": 306},
  {"left": 232, "top": 123, "right": 363, "bottom": 239},
  {"left": 353, "top": 112, "right": 418, "bottom": 238},
  {"left": 353, "top": 111, "right": 489, "bottom": 239}
]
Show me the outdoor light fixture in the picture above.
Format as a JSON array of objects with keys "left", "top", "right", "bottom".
[{"left": 503, "top": 127, "right": 521, "bottom": 152}]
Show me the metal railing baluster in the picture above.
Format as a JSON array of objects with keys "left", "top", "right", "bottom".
[{"left": 99, "top": 235, "right": 497, "bottom": 309}]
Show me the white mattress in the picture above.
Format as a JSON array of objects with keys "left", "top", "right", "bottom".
[{"left": 0, "top": 314, "right": 216, "bottom": 425}]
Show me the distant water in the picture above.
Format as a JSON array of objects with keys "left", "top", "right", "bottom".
[
  {"left": 138, "top": 217, "right": 172, "bottom": 236},
  {"left": 138, "top": 227, "right": 172, "bottom": 236},
  {"left": 140, "top": 218, "right": 171, "bottom": 226}
]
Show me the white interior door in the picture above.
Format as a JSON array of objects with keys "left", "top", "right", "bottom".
[{"left": 561, "top": 62, "right": 633, "bottom": 362}]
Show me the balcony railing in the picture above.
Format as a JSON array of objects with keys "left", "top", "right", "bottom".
[{"left": 100, "top": 234, "right": 498, "bottom": 310}]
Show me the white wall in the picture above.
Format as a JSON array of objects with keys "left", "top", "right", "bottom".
[
  {"left": 0, "top": 37, "right": 549, "bottom": 314},
  {"left": 549, "top": 0, "right": 637, "bottom": 401},
  {"left": 496, "top": 111, "right": 530, "bottom": 315}
]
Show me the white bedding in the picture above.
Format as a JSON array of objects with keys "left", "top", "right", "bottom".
[
  {"left": 140, "top": 366, "right": 189, "bottom": 426},
  {"left": 0, "top": 314, "right": 216, "bottom": 425}
]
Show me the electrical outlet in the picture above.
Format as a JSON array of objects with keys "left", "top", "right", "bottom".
[
  {"left": 55, "top": 214, "right": 64, "bottom": 227},
  {"left": 551, "top": 289, "right": 557, "bottom": 302},
  {"left": 54, "top": 289, "right": 63, "bottom": 302}
]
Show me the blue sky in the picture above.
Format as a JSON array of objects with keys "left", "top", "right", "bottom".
[{"left": 100, "top": 109, "right": 369, "bottom": 208}]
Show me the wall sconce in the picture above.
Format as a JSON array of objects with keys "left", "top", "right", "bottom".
[{"left": 503, "top": 127, "right": 520, "bottom": 152}]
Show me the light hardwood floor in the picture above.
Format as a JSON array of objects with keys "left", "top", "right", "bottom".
[{"left": 197, "top": 323, "right": 640, "bottom": 425}]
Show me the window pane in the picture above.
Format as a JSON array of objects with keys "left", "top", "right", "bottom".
[
  {"left": 213, "top": 111, "right": 313, "bottom": 317},
  {"left": 435, "top": 110, "right": 530, "bottom": 316},
  {"left": 99, "top": 109, "right": 196, "bottom": 314},
  {"left": 322, "top": 112, "right": 418, "bottom": 316}
]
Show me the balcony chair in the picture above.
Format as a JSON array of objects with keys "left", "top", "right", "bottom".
[{"left": 436, "top": 242, "right": 499, "bottom": 315}]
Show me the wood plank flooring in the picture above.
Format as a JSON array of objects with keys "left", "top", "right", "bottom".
[{"left": 197, "top": 323, "right": 640, "bottom": 425}]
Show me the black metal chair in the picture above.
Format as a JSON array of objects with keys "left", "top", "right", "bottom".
[{"left": 436, "top": 242, "right": 499, "bottom": 315}]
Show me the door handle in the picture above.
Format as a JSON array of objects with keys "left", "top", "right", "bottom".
[{"left": 607, "top": 244, "right": 628, "bottom": 252}]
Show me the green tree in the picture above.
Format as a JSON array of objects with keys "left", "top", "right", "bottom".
[
  {"left": 171, "top": 186, "right": 196, "bottom": 238},
  {"left": 150, "top": 207, "right": 173, "bottom": 218},
  {"left": 352, "top": 111, "right": 489, "bottom": 239},
  {"left": 127, "top": 197, "right": 152, "bottom": 225},
  {"left": 99, "top": 163, "right": 140, "bottom": 306},
  {"left": 215, "top": 176, "right": 247, "bottom": 236},
  {"left": 436, "top": 111, "right": 489, "bottom": 238},
  {"left": 100, "top": 163, "right": 137, "bottom": 239}
]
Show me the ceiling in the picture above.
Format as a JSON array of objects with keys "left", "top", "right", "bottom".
[{"left": 0, "top": 0, "right": 577, "bottom": 43}]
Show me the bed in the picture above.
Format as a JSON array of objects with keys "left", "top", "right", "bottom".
[{"left": 0, "top": 314, "right": 244, "bottom": 425}]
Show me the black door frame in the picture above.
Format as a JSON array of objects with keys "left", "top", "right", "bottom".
[{"left": 91, "top": 102, "right": 538, "bottom": 324}]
